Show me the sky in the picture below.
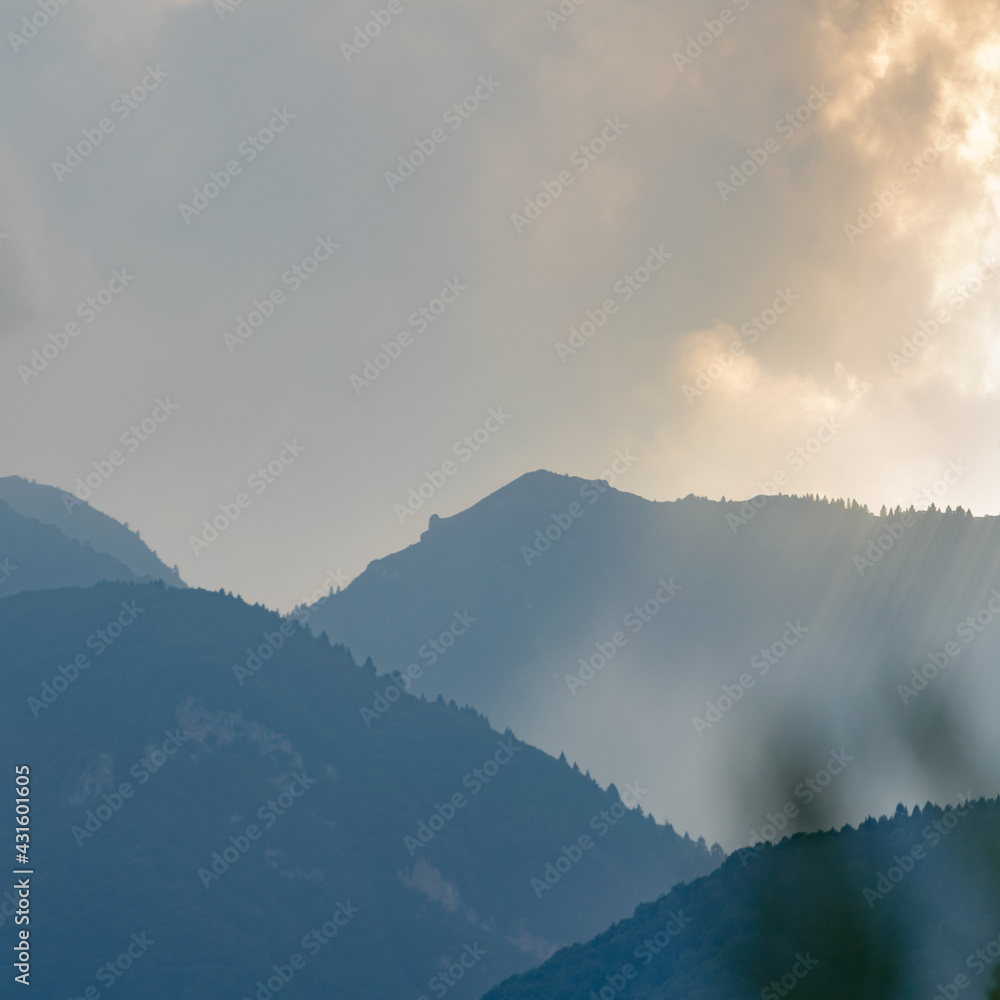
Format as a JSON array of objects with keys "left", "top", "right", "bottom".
[{"left": 2, "top": 0, "right": 1000, "bottom": 611}]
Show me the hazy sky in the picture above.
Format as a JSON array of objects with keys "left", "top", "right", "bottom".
[{"left": 2, "top": 0, "right": 999, "bottom": 609}]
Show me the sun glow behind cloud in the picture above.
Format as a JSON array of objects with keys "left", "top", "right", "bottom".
[
  {"left": 1, "top": 0, "right": 1000, "bottom": 604},
  {"left": 644, "top": 0, "right": 1000, "bottom": 523}
]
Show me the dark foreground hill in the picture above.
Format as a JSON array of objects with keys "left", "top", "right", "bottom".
[
  {"left": 0, "top": 475, "right": 184, "bottom": 586},
  {"left": 0, "top": 582, "right": 717, "bottom": 1000},
  {"left": 0, "top": 497, "right": 143, "bottom": 596},
  {"left": 306, "top": 470, "right": 1000, "bottom": 847},
  {"left": 483, "top": 797, "right": 1000, "bottom": 1000}
]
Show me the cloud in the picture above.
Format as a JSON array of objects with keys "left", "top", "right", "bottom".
[{"left": 1, "top": 0, "right": 999, "bottom": 605}]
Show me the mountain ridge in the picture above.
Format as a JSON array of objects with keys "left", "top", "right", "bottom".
[
  {"left": 306, "top": 470, "right": 1000, "bottom": 847},
  {"left": 0, "top": 580, "right": 718, "bottom": 999},
  {"left": 0, "top": 475, "right": 184, "bottom": 586}
]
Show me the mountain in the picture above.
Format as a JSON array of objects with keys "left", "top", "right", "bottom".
[
  {"left": 0, "top": 497, "right": 143, "bottom": 596},
  {"left": 305, "top": 470, "right": 1000, "bottom": 847},
  {"left": 0, "top": 582, "right": 718, "bottom": 1000},
  {"left": 482, "top": 796, "right": 1000, "bottom": 1000},
  {"left": 0, "top": 475, "right": 184, "bottom": 586}
]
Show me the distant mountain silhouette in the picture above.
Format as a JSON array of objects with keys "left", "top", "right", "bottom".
[
  {"left": 0, "top": 582, "right": 717, "bottom": 1000},
  {"left": 483, "top": 796, "right": 1000, "bottom": 999},
  {"left": 306, "top": 470, "right": 1000, "bottom": 847},
  {"left": 0, "top": 475, "right": 184, "bottom": 586},
  {"left": 0, "top": 497, "right": 143, "bottom": 596}
]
